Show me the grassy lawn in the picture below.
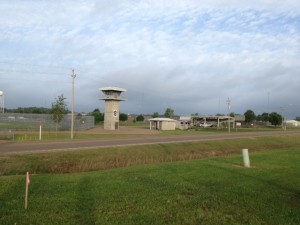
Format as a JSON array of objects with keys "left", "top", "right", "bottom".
[
  {"left": 0, "top": 148, "right": 299, "bottom": 225},
  {"left": 1, "top": 135, "right": 300, "bottom": 175},
  {"left": 7, "top": 126, "right": 294, "bottom": 141},
  {"left": 12, "top": 132, "right": 148, "bottom": 141}
]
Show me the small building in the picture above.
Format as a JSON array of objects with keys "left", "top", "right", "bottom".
[
  {"left": 149, "top": 118, "right": 177, "bottom": 131},
  {"left": 285, "top": 120, "right": 300, "bottom": 127},
  {"left": 176, "top": 116, "right": 192, "bottom": 130}
]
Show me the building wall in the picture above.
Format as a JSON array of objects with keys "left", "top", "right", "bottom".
[
  {"left": 150, "top": 119, "right": 177, "bottom": 131},
  {"left": 104, "top": 100, "right": 121, "bottom": 130},
  {"left": 161, "top": 121, "right": 176, "bottom": 130},
  {"left": 176, "top": 120, "right": 191, "bottom": 130}
]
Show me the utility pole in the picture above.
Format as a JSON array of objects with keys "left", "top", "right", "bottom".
[
  {"left": 280, "top": 107, "right": 285, "bottom": 131},
  {"left": 267, "top": 92, "right": 270, "bottom": 114},
  {"left": 226, "top": 97, "right": 231, "bottom": 133},
  {"left": 71, "top": 69, "right": 76, "bottom": 139},
  {"left": 0, "top": 91, "right": 4, "bottom": 113}
]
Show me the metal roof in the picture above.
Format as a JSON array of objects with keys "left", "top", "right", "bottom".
[
  {"left": 99, "top": 87, "right": 126, "bottom": 92},
  {"left": 148, "top": 118, "right": 177, "bottom": 122}
]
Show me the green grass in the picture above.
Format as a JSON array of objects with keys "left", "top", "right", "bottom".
[
  {"left": 12, "top": 132, "right": 147, "bottom": 141},
  {"left": 1, "top": 135, "right": 300, "bottom": 175},
  {"left": 0, "top": 149, "right": 299, "bottom": 225},
  {"left": 2, "top": 121, "right": 299, "bottom": 141}
]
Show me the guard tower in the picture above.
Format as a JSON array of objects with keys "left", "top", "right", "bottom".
[{"left": 99, "top": 87, "right": 126, "bottom": 130}]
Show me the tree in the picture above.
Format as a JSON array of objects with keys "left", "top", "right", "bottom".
[
  {"left": 257, "top": 112, "right": 269, "bottom": 122},
  {"left": 5, "top": 107, "right": 51, "bottom": 114},
  {"left": 269, "top": 112, "right": 282, "bottom": 126},
  {"left": 50, "top": 94, "right": 68, "bottom": 132},
  {"left": 89, "top": 108, "right": 104, "bottom": 124},
  {"left": 244, "top": 109, "right": 256, "bottom": 124},
  {"left": 164, "top": 108, "right": 174, "bottom": 118},
  {"left": 152, "top": 112, "right": 160, "bottom": 118},
  {"left": 119, "top": 113, "right": 128, "bottom": 121},
  {"left": 136, "top": 114, "right": 144, "bottom": 122},
  {"left": 295, "top": 117, "right": 300, "bottom": 122}
]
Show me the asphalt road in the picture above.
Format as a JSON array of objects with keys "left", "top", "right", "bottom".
[{"left": 0, "top": 130, "right": 299, "bottom": 155}]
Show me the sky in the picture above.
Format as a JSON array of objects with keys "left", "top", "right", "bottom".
[{"left": 0, "top": 0, "right": 299, "bottom": 119}]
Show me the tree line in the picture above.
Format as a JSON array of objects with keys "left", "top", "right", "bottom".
[
  {"left": 4, "top": 96, "right": 299, "bottom": 126},
  {"left": 243, "top": 110, "right": 285, "bottom": 126}
]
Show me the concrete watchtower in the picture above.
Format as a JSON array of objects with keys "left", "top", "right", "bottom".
[{"left": 99, "top": 87, "right": 126, "bottom": 130}]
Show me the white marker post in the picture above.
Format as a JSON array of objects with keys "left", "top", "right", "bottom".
[
  {"left": 25, "top": 171, "right": 30, "bottom": 209},
  {"left": 242, "top": 149, "right": 250, "bottom": 168},
  {"left": 39, "top": 124, "right": 42, "bottom": 141},
  {"left": 39, "top": 118, "right": 42, "bottom": 141}
]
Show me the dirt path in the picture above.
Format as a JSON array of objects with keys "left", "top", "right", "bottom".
[{"left": 82, "top": 126, "right": 161, "bottom": 134}]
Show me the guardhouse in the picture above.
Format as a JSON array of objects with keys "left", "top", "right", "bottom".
[
  {"left": 99, "top": 87, "right": 126, "bottom": 130},
  {"left": 149, "top": 118, "right": 177, "bottom": 131}
]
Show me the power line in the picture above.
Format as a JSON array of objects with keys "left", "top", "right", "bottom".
[
  {"left": 0, "top": 61, "right": 73, "bottom": 70},
  {"left": 0, "top": 69, "right": 67, "bottom": 76}
]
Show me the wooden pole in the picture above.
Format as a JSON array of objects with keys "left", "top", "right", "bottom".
[{"left": 25, "top": 172, "right": 30, "bottom": 209}]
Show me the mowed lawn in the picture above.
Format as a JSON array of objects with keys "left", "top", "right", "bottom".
[{"left": 0, "top": 148, "right": 299, "bottom": 225}]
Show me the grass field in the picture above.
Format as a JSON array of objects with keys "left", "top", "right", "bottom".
[
  {"left": 1, "top": 135, "right": 300, "bottom": 175},
  {"left": 0, "top": 148, "right": 299, "bottom": 225}
]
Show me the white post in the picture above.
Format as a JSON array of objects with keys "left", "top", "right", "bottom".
[
  {"left": 242, "top": 149, "right": 250, "bottom": 168},
  {"left": 39, "top": 124, "right": 42, "bottom": 141}
]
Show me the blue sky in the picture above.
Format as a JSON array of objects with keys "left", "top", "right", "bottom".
[{"left": 0, "top": 0, "right": 299, "bottom": 118}]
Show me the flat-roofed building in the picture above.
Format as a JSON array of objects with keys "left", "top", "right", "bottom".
[
  {"left": 176, "top": 116, "right": 192, "bottom": 130},
  {"left": 286, "top": 120, "right": 300, "bottom": 127},
  {"left": 149, "top": 118, "right": 177, "bottom": 130}
]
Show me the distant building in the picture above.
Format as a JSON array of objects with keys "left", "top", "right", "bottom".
[
  {"left": 285, "top": 120, "right": 300, "bottom": 127},
  {"left": 176, "top": 116, "right": 192, "bottom": 130},
  {"left": 192, "top": 115, "right": 235, "bottom": 128},
  {"left": 149, "top": 118, "right": 177, "bottom": 130}
]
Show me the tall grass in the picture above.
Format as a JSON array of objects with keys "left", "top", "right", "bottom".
[{"left": 1, "top": 135, "right": 300, "bottom": 175}]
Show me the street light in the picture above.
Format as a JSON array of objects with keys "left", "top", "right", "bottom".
[{"left": 280, "top": 107, "right": 286, "bottom": 131}]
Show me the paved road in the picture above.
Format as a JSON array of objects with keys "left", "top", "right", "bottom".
[{"left": 0, "top": 130, "right": 299, "bottom": 155}]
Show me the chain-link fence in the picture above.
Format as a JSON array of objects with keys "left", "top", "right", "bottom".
[{"left": 0, "top": 113, "right": 95, "bottom": 131}]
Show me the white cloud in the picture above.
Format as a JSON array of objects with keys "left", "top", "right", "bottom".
[{"left": 0, "top": 0, "right": 299, "bottom": 118}]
